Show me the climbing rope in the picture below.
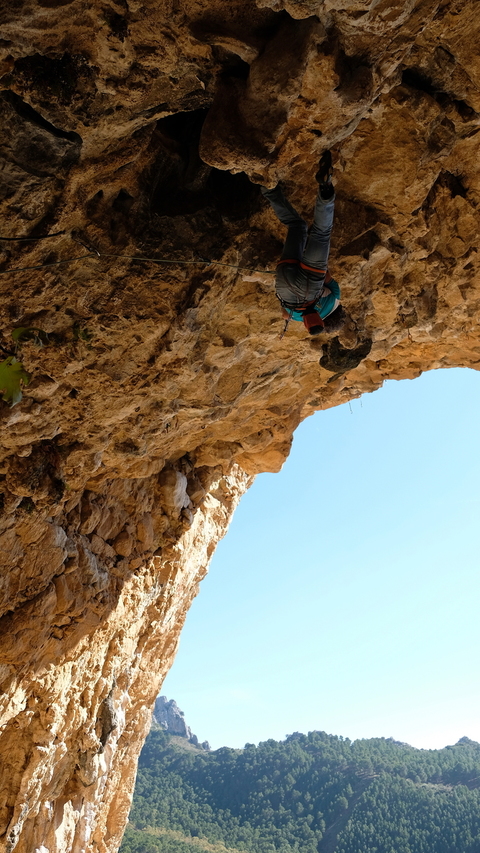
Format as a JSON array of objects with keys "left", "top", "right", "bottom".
[
  {"left": 0, "top": 253, "right": 98, "bottom": 274},
  {"left": 0, "top": 230, "right": 66, "bottom": 241},
  {"left": 0, "top": 233, "right": 276, "bottom": 276}
]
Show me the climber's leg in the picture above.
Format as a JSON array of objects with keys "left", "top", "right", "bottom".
[
  {"left": 301, "top": 151, "right": 335, "bottom": 273},
  {"left": 301, "top": 189, "right": 335, "bottom": 274},
  {"left": 261, "top": 185, "right": 308, "bottom": 261}
]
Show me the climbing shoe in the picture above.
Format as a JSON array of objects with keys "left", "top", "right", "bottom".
[{"left": 316, "top": 150, "right": 334, "bottom": 199}]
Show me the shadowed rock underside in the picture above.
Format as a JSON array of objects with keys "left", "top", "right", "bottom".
[{"left": 0, "top": 0, "right": 479, "bottom": 851}]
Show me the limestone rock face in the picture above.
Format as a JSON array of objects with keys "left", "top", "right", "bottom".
[{"left": 0, "top": 1, "right": 479, "bottom": 851}]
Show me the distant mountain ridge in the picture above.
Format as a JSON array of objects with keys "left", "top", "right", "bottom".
[
  {"left": 153, "top": 696, "right": 210, "bottom": 750},
  {"left": 121, "top": 706, "right": 480, "bottom": 853}
]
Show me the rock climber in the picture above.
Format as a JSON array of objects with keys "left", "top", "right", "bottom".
[{"left": 261, "top": 151, "right": 346, "bottom": 337}]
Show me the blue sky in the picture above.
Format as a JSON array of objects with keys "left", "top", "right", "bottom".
[{"left": 162, "top": 367, "right": 480, "bottom": 751}]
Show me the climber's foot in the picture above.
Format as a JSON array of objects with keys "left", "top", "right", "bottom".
[
  {"left": 315, "top": 151, "right": 334, "bottom": 199},
  {"left": 315, "top": 150, "right": 333, "bottom": 185}
]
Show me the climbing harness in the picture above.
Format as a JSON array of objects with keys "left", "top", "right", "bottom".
[
  {"left": 275, "top": 256, "right": 328, "bottom": 337},
  {"left": 277, "top": 258, "right": 326, "bottom": 276}
]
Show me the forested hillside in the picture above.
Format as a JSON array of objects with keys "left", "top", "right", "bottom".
[{"left": 120, "top": 729, "right": 480, "bottom": 853}]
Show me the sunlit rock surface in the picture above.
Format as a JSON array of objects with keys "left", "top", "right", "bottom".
[
  {"left": 1, "top": 0, "right": 479, "bottom": 851},
  {"left": 152, "top": 696, "right": 192, "bottom": 739}
]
